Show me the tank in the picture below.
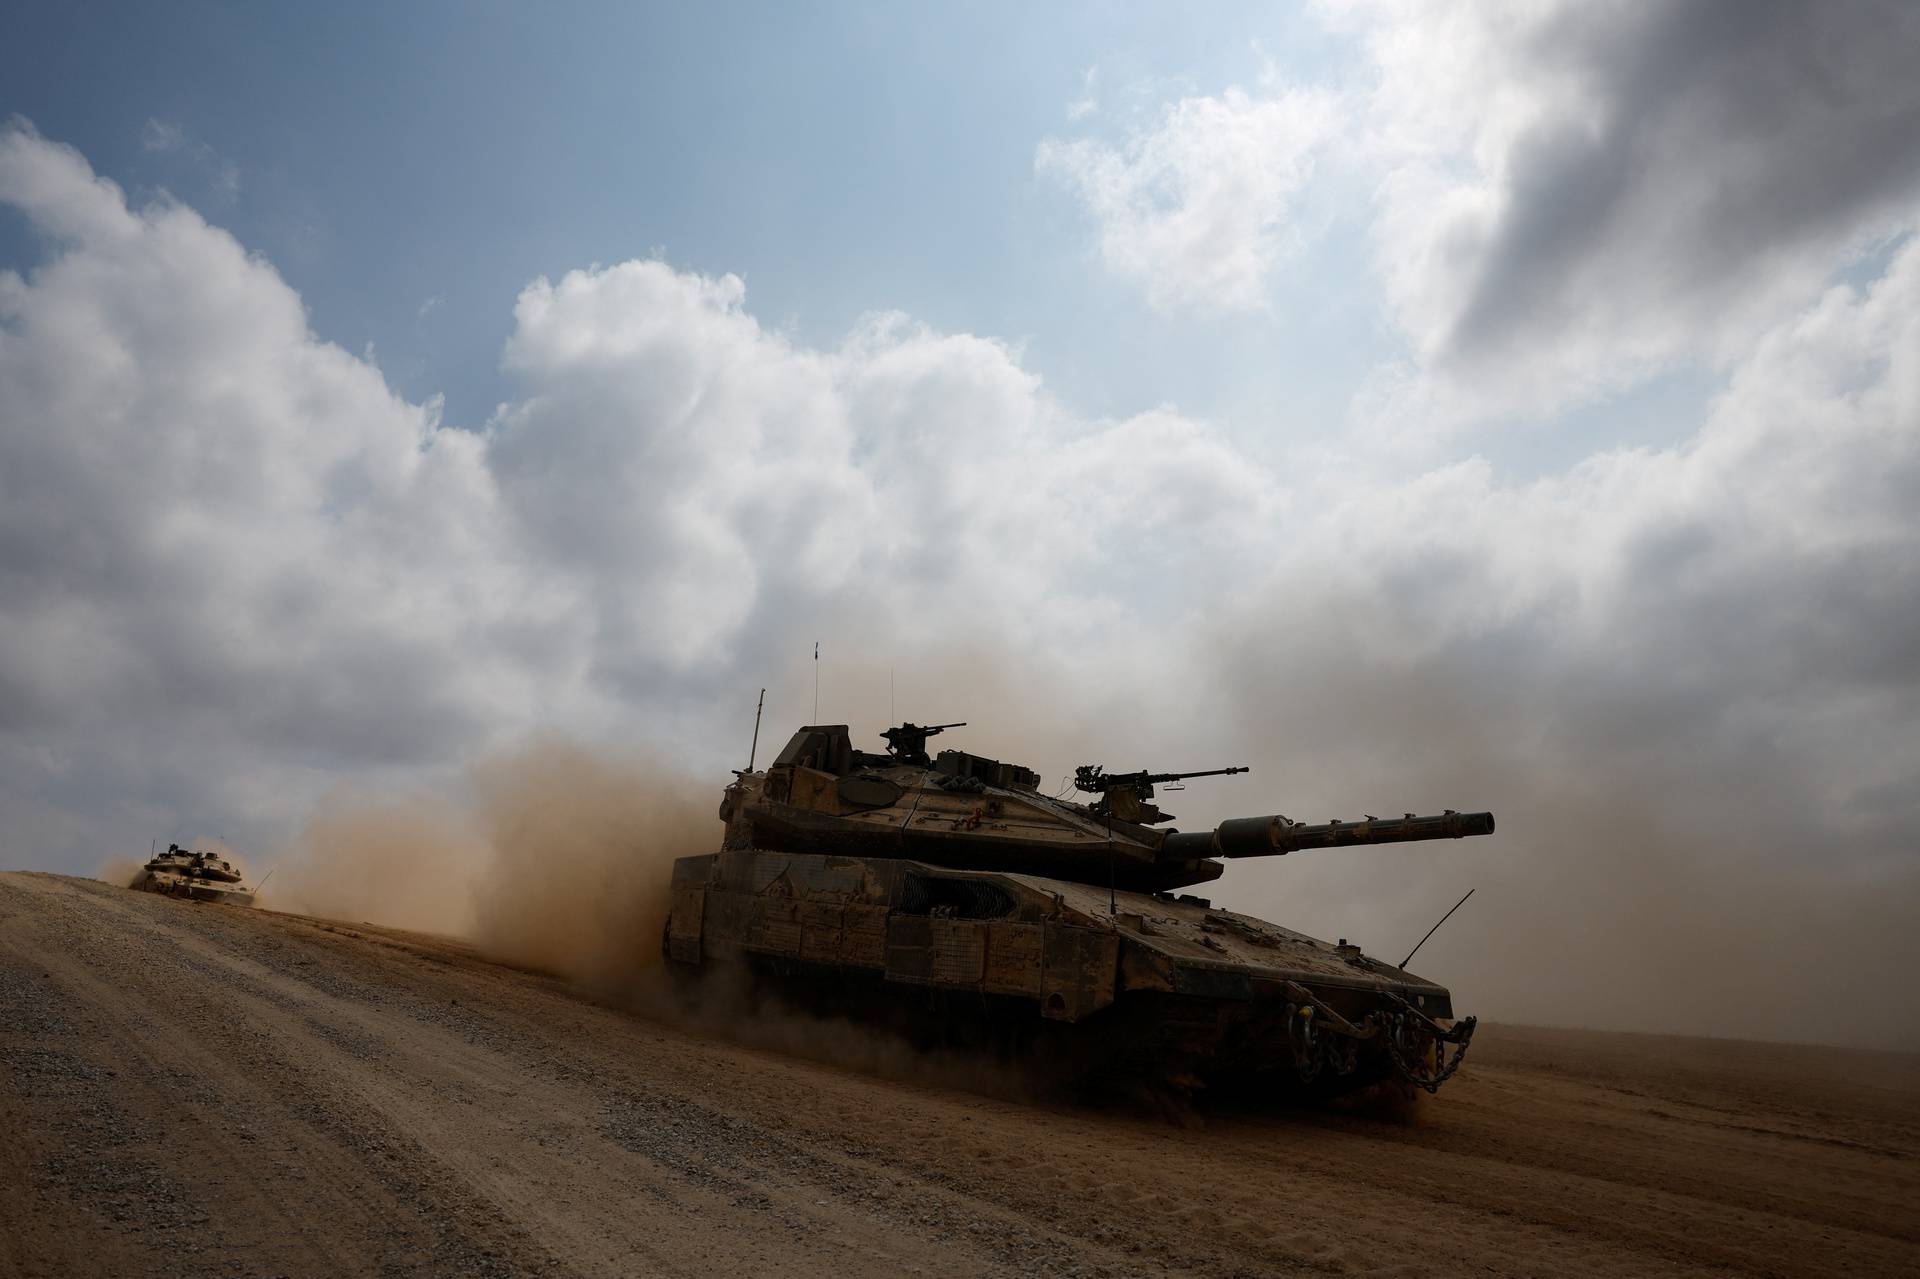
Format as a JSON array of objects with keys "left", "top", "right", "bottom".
[
  {"left": 664, "top": 722, "right": 1495, "bottom": 1097},
  {"left": 129, "top": 843, "right": 257, "bottom": 906}
]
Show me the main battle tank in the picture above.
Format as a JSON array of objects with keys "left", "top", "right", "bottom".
[
  {"left": 665, "top": 722, "right": 1494, "bottom": 1096},
  {"left": 130, "top": 843, "right": 257, "bottom": 906}
]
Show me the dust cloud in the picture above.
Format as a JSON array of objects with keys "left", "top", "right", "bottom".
[
  {"left": 1192, "top": 617, "right": 1920, "bottom": 1053},
  {"left": 267, "top": 796, "right": 481, "bottom": 938},
  {"left": 94, "top": 855, "right": 145, "bottom": 888},
  {"left": 658, "top": 962, "right": 1046, "bottom": 1104},
  {"left": 266, "top": 737, "right": 715, "bottom": 992},
  {"left": 264, "top": 731, "right": 1049, "bottom": 1095},
  {"left": 467, "top": 741, "right": 713, "bottom": 990}
]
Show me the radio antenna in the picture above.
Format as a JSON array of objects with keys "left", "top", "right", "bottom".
[
  {"left": 746, "top": 688, "right": 766, "bottom": 771},
  {"left": 1399, "top": 888, "right": 1475, "bottom": 970},
  {"left": 813, "top": 642, "right": 819, "bottom": 722}
]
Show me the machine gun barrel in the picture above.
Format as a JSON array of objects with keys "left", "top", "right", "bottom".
[
  {"left": 1143, "top": 765, "right": 1248, "bottom": 786},
  {"left": 881, "top": 721, "right": 968, "bottom": 765},
  {"left": 1160, "top": 810, "right": 1494, "bottom": 862},
  {"left": 1074, "top": 764, "right": 1249, "bottom": 794}
]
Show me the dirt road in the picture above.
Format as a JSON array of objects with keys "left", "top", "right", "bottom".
[{"left": 2, "top": 872, "right": 1915, "bottom": 1277}]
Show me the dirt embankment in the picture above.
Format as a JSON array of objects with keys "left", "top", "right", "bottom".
[{"left": 2, "top": 872, "right": 1917, "bottom": 1278}]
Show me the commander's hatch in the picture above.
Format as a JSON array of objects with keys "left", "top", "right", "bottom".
[
  {"left": 771, "top": 725, "right": 855, "bottom": 774},
  {"left": 766, "top": 724, "right": 852, "bottom": 807}
]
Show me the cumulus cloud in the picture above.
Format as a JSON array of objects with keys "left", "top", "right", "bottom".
[
  {"left": 1350, "top": 0, "right": 1920, "bottom": 408},
  {"left": 1038, "top": 4, "right": 1920, "bottom": 413},
  {"left": 488, "top": 260, "right": 1271, "bottom": 690},
  {"left": 1, "top": 119, "right": 1916, "bottom": 1048},
  {"left": 1036, "top": 83, "right": 1338, "bottom": 313},
  {"left": 0, "top": 121, "right": 1261, "bottom": 851},
  {"left": 0, "top": 123, "right": 575, "bottom": 843}
]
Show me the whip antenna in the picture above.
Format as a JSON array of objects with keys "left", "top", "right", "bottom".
[
  {"left": 746, "top": 688, "right": 766, "bottom": 771},
  {"left": 1399, "top": 888, "right": 1475, "bottom": 970}
]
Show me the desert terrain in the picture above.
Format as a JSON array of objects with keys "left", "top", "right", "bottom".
[{"left": 1, "top": 871, "right": 1915, "bottom": 1278}]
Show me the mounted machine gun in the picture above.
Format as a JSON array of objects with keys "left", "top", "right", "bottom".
[{"left": 1073, "top": 763, "right": 1250, "bottom": 823}]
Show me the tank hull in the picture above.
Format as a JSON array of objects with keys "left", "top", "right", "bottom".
[{"left": 664, "top": 846, "right": 1473, "bottom": 1095}]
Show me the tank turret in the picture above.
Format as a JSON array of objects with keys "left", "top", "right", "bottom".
[{"left": 720, "top": 723, "right": 1492, "bottom": 893}]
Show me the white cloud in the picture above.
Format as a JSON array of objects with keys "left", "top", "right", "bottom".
[
  {"left": 0, "top": 122, "right": 572, "bottom": 832},
  {"left": 1036, "top": 84, "right": 1339, "bottom": 313},
  {"left": 488, "top": 262, "right": 1269, "bottom": 679},
  {"left": 1038, "top": 4, "right": 1920, "bottom": 418},
  {"left": 1346, "top": 0, "right": 1920, "bottom": 411},
  {"left": 0, "top": 122, "right": 1266, "bottom": 839}
]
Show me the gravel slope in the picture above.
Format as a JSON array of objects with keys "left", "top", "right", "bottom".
[{"left": 1, "top": 871, "right": 1915, "bottom": 1278}]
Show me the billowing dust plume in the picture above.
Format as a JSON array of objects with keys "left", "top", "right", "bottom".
[
  {"left": 264, "top": 731, "right": 1053, "bottom": 1098},
  {"left": 467, "top": 741, "right": 714, "bottom": 990},
  {"left": 95, "top": 855, "right": 145, "bottom": 888},
  {"left": 269, "top": 798, "right": 481, "bottom": 937},
  {"left": 266, "top": 737, "right": 713, "bottom": 991}
]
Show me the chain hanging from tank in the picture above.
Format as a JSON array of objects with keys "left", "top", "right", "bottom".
[{"left": 1379, "top": 1011, "right": 1477, "bottom": 1094}]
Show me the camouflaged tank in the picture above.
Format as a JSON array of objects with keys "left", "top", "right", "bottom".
[
  {"left": 665, "top": 722, "right": 1494, "bottom": 1095},
  {"left": 130, "top": 843, "right": 257, "bottom": 906}
]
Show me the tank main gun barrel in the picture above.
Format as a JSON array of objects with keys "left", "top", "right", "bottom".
[{"left": 1161, "top": 810, "right": 1494, "bottom": 862}]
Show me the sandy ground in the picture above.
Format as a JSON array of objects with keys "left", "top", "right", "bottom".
[{"left": 1, "top": 872, "right": 1915, "bottom": 1278}]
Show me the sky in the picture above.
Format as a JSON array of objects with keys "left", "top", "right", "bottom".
[{"left": 3, "top": 1, "right": 1918, "bottom": 1049}]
